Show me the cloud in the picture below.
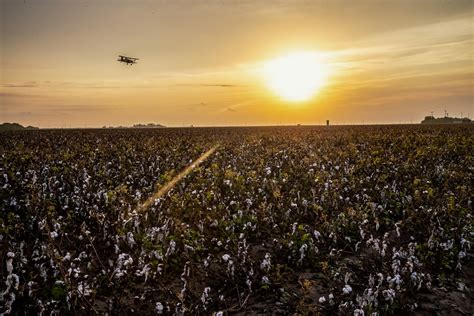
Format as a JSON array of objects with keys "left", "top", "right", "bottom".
[
  {"left": 0, "top": 92, "right": 42, "bottom": 98},
  {"left": 1, "top": 81, "right": 38, "bottom": 88},
  {"left": 199, "top": 84, "right": 240, "bottom": 88},
  {"left": 334, "top": 14, "right": 473, "bottom": 66},
  {"left": 1, "top": 81, "right": 122, "bottom": 89},
  {"left": 174, "top": 83, "right": 243, "bottom": 88},
  {"left": 323, "top": 14, "right": 474, "bottom": 105},
  {"left": 16, "top": 111, "right": 33, "bottom": 116},
  {"left": 47, "top": 105, "right": 115, "bottom": 113}
]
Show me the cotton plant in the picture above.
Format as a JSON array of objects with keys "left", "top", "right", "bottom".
[
  {"left": 260, "top": 253, "right": 272, "bottom": 272},
  {"left": 3, "top": 125, "right": 473, "bottom": 314},
  {"left": 200, "top": 287, "right": 211, "bottom": 310}
]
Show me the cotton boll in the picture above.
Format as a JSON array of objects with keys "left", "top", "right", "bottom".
[
  {"left": 222, "top": 254, "right": 230, "bottom": 262},
  {"left": 6, "top": 252, "right": 15, "bottom": 273},
  {"left": 343, "top": 284, "right": 353, "bottom": 295},
  {"left": 155, "top": 302, "right": 164, "bottom": 314}
]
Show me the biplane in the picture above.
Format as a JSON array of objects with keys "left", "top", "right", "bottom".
[{"left": 118, "top": 55, "right": 139, "bottom": 65}]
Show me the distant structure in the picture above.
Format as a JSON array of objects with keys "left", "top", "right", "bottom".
[
  {"left": 421, "top": 115, "right": 472, "bottom": 125},
  {"left": 103, "top": 123, "right": 166, "bottom": 129},
  {"left": 132, "top": 123, "right": 165, "bottom": 128},
  {"left": 326, "top": 120, "right": 329, "bottom": 126}
]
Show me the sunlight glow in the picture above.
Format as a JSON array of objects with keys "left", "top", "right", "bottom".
[{"left": 263, "top": 51, "right": 329, "bottom": 102}]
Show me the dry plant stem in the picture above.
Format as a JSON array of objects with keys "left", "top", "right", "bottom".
[{"left": 86, "top": 234, "right": 106, "bottom": 271}]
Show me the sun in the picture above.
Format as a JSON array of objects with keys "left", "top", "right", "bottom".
[{"left": 263, "top": 51, "right": 329, "bottom": 102}]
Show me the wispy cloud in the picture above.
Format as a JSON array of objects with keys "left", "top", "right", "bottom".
[
  {"left": 331, "top": 14, "right": 473, "bottom": 69},
  {"left": 1, "top": 80, "right": 122, "bottom": 89},
  {"left": 322, "top": 14, "right": 474, "bottom": 107},
  {"left": 173, "top": 83, "right": 243, "bottom": 88},
  {"left": 0, "top": 92, "right": 43, "bottom": 98},
  {"left": 1, "top": 81, "right": 39, "bottom": 88}
]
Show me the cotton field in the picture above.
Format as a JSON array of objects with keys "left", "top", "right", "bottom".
[{"left": 1, "top": 125, "right": 472, "bottom": 314}]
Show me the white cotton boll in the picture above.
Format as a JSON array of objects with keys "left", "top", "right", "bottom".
[
  {"left": 50, "top": 231, "right": 59, "bottom": 239},
  {"left": 201, "top": 287, "right": 211, "bottom": 306},
  {"left": 383, "top": 289, "right": 396, "bottom": 302},
  {"left": 367, "top": 274, "right": 375, "bottom": 288},
  {"left": 299, "top": 244, "right": 307, "bottom": 263},
  {"left": 155, "top": 302, "right": 164, "bottom": 314},
  {"left": 216, "top": 312, "right": 224, "bottom": 316},
  {"left": 265, "top": 167, "right": 271, "bottom": 175},
  {"left": 260, "top": 253, "right": 271, "bottom": 272},
  {"left": 460, "top": 238, "right": 471, "bottom": 250},
  {"left": 261, "top": 276, "right": 270, "bottom": 284},
  {"left": 27, "top": 281, "right": 36, "bottom": 297},
  {"left": 343, "top": 284, "right": 352, "bottom": 294},
  {"left": 391, "top": 274, "right": 402, "bottom": 289},
  {"left": 328, "top": 293, "right": 335, "bottom": 305},
  {"left": 319, "top": 296, "right": 326, "bottom": 303},
  {"left": 126, "top": 232, "right": 136, "bottom": 248},
  {"left": 6, "top": 254, "right": 14, "bottom": 273},
  {"left": 77, "top": 282, "right": 91, "bottom": 296},
  {"left": 184, "top": 244, "right": 194, "bottom": 252},
  {"left": 457, "top": 282, "right": 468, "bottom": 292},
  {"left": 246, "top": 278, "right": 252, "bottom": 289},
  {"left": 344, "top": 272, "right": 351, "bottom": 284},
  {"left": 222, "top": 254, "right": 230, "bottom": 262},
  {"left": 354, "top": 308, "right": 365, "bottom": 316},
  {"left": 355, "top": 242, "right": 361, "bottom": 252},
  {"left": 78, "top": 251, "right": 88, "bottom": 260},
  {"left": 124, "top": 258, "right": 133, "bottom": 267},
  {"left": 395, "top": 222, "right": 401, "bottom": 238},
  {"left": 8, "top": 274, "right": 20, "bottom": 290},
  {"left": 166, "top": 240, "right": 176, "bottom": 256},
  {"left": 62, "top": 253, "right": 71, "bottom": 261}
]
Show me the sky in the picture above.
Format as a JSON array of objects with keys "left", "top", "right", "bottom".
[{"left": 1, "top": 0, "right": 473, "bottom": 127}]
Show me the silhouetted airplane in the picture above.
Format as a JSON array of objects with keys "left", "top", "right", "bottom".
[{"left": 118, "top": 55, "right": 139, "bottom": 65}]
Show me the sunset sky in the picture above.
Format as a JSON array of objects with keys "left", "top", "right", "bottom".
[{"left": 1, "top": 0, "right": 473, "bottom": 127}]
